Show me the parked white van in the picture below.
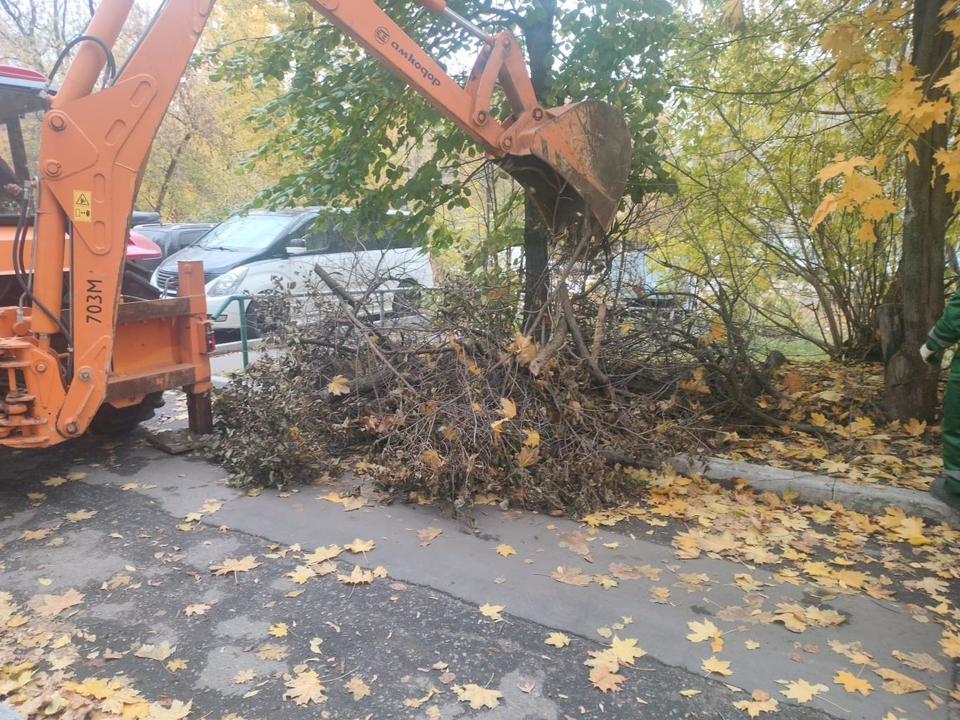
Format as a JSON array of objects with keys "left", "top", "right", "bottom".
[{"left": 150, "top": 207, "right": 434, "bottom": 333}]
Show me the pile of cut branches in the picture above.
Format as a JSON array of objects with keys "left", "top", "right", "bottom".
[{"left": 212, "top": 260, "right": 783, "bottom": 514}]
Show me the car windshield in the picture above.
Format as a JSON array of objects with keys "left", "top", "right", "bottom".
[{"left": 195, "top": 214, "right": 294, "bottom": 252}]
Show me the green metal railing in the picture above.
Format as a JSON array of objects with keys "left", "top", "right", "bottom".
[{"left": 210, "top": 294, "right": 252, "bottom": 368}]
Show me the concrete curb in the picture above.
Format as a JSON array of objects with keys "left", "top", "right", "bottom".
[{"left": 671, "top": 455, "right": 960, "bottom": 528}]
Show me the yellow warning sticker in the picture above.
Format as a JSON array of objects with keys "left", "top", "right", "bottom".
[{"left": 73, "top": 190, "right": 92, "bottom": 222}]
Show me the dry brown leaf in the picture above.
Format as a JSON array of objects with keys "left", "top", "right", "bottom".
[
  {"left": 589, "top": 665, "right": 626, "bottom": 693},
  {"left": 33, "top": 589, "right": 84, "bottom": 617},
  {"left": 551, "top": 566, "right": 592, "bottom": 587},
  {"left": 134, "top": 641, "right": 175, "bottom": 662},
  {"left": 873, "top": 668, "right": 926, "bottom": 694}
]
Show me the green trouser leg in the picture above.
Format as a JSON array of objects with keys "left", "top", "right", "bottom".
[{"left": 944, "top": 374, "right": 960, "bottom": 495}]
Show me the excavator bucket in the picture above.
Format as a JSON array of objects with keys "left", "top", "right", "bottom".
[{"left": 500, "top": 100, "right": 632, "bottom": 235}]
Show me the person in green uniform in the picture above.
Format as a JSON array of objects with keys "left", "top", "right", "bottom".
[{"left": 922, "top": 282, "right": 960, "bottom": 511}]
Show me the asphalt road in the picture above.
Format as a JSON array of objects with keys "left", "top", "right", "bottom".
[{"left": 0, "top": 408, "right": 957, "bottom": 720}]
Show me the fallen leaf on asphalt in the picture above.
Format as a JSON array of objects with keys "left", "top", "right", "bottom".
[
  {"left": 210, "top": 556, "right": 260, "bottom": 576},
  {"left": 145, "top": 699, "right": 192, "bottom": 720},
  {"left": 303, "top": 545, "right": 342, "bottom": 564},
  {"left": 733, "top": 689, "right": 779, "bottom": 717},
  {"left": 165, "top": 659, "right": 187, "bottom": 672},
  {"left": 344, "top": 677, "right": 371, "bottom": 700},
  {"left": 183, "top": 603, "right": 210, "bottom": 616},
  {"left": 891, "top": 650, "right": 945, "bottom": 672},
  {"left": 32, "top": 589, "right": 84, "bottom": 617},
  {"left": 345, "top": 538, "right": 375, "bottom": 554},
  {"left": 545, "top": 632, "right": 570, "bottom": 648},
  {"left": 680, "top": 689, "right": 701, "bottom": 697},
  {"left": 873, "top": 667, "right": 926, "bottom": 694},
  {"left": 686, "top": 619, "right": 721, "bottom": 644},
  {"left": 828, "top": 639, "right": 877, "bottom": 666},
  {"left": 479, "top": 603, "right": 505, "bottom": 622},
  {"left": 233, "top": 670, "right": 255, "bottom": 684},
  {"left": 134, "top": 642, "right": 175, "bottom": 662},
  {"left": 20, "top": 528, "right": 53, "bottom": 541},
  {"left": 745, "top": 640, "right": 761, "bottom": 650},
  {"left": 417, "top": 527, "right": 442, "bottom": 545},
  {"left": 589, "top": 665, "right": 625, "bottom": 693},
  {"left": 941, "top": 632, "right": 960, "bottom": 658},
  {"left": 269, "top": 623, "right": 288, "bottom": 637},
  {"left": 702, "top": 656, "right": 733, "bottom": 676},
  {"left": 256, "top": 643, "right": 287, "bottom": 661},
  {"left": 833, "top": 670, "right": 872, "bottom": 695},
  {"left": 283, "top": 670, "right": 327, "bottom": 705},
  {"left": 558, "top": 531, "right": 590, "bottom": 555},
  {"left": 454, "top": 683, "right": 503, "bottom": 709},
  {"left": 551, "top": 566, "right": 592, "bottom": 586},
  {"left": 779, "top": 678, "right": 828, "bottom": 703},
  {"left": 286, "top": 565, "right": 315, "bottom": 584},
  {"left": 309, "top": 637, "right": 323, "bottom": 653},
  {"left": 338, "top": 565, "right": 374, "bottom": 585},
  {"left": 495, "top": 544, "right": 516, "bottom": 557},
  {"left": 610, "top": 636, "right": 646, "bottom": 666},
  {"left": 65, "top": 509, "right": 97, "bottom": 522}
]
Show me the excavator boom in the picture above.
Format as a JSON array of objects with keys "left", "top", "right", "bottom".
[{"left": 0, "top": 0, "right": 631, "bottom": 448}]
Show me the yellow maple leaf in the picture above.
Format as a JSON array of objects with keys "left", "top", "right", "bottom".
[
  {"left": 479, "top": 603, "right": 505, "bottom": 622},
  {"left": 702, "top": 656, "right": 733, "bottom": 676},
  {"left": 940, "top": 632, "right": 960, "bottom": 658},
  {"left": 545, "top": 632, "right": 571, "bottom": 648},
  {"left": 861, "top": 197, "right": 897, "bottom": 221},
  {"left": 283, "top": 670, "right": 327, "bottom": 705},
  {"left": 327, "top": 375, "right": 350, "bottom": 396},
  {"left": 686, "top": 619, "right": 721, "bottom": 643},
  {"left": 33, "top": 589, "right": 84, "bottom": 617},
  {"left": 833, "top": 670, "right": 872, "bottom": 695},
  {"left": 733, "top": 689, "right": 779, "bottom": 717},
  {"left": 901, "top": 417, "right": 927, "bottom": 437},
  {"left": 165, "top": 659, "right": 187, "bottom": 673},
  {"left": 345, "top": 538, "right": 376, "bottom": 554},
  {"left": 303, "top": 545, "right": 342, "bottom": 564},
  {"left": 269, "top": 623, "right": 289, "bottom": 638},
  {"left": 233, "top": 670, "right": 255, "bottom": 684},
  {"left": 344, "top": 677, "right": 371, "bottom": 700},
  {"left": 814, "top": 154, "right": 867, "bottom": 183},
  {"left": 145, "top": 700, "right": 192, "bottom": 720},
  {"left": 210, "top": 556, "right": 260, "bottom": 576},
  {"left": 522, "top": 429, "right": 540, "bottom": 447},
  {"left": 779, "top": 678, "right": 828, "bottom": 703},
  {"left": 65, "top": 509, "right": 97, "bottom": 523},
  {"left": 454, "top": 684, "right": 503, "bottom": 709},
  {"left": 135, "top": 641, "right": 176, "bottom": 661},
  {"left": 809, "top": 193, "right": 837, "bottom": 231},
  {"left": 338, "top": 565, "right": 374, "bottom": 585},
  {"left": 610, "top": 636, "right": 646, "bottom": 666},
  {"left": 495, "top": 544, "right": 516, "bottom": 557},
  {"left": 499, "top": 397, "right": 517, "bottom": 419},
  {"left": 856, "top": 221, "right": 877, "bottom": 243}
]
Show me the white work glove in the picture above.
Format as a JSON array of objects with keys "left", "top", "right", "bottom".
[{"left": 920, "top": 344, "right": 935, "bottom": 361}]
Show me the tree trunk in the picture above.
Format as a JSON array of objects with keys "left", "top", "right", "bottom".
[
  {"left": 519, "top": 0, "right": 556, "bottom": 320},
  {"left": 155, "top": 132, "right": 192, "bottom": 215},
  {"left": 883, "top": 0, "right": 953, "bottom": 421}
]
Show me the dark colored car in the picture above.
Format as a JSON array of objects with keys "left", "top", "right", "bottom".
[{"left": 130, "top": 222, "right": 215, "bottom": 272}]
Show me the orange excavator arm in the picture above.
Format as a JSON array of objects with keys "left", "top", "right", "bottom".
[{"left": 0, "top": 0, "right": 630, "bottom": 448}]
